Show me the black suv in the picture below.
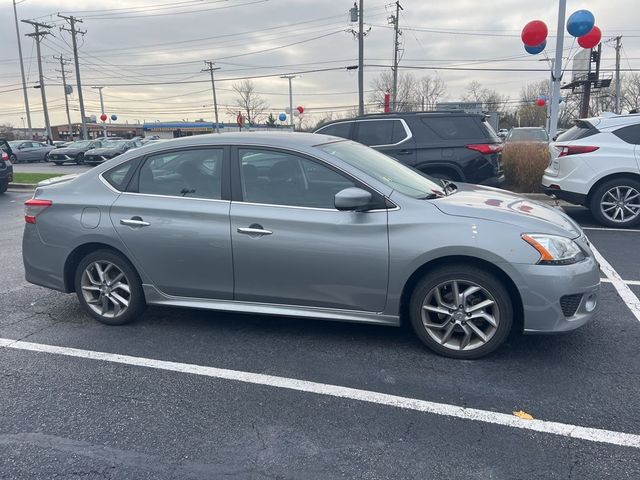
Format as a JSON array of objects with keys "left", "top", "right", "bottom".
[
  {"left": 314, "top": 112, "right": 505, "bottom": 186},
  {"left": 0, "top": 139, "right": 14, "bottom": 194}
]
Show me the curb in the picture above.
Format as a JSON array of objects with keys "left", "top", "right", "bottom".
[{"left": 8, "top": 183, "right": 37, "bottom": 191}]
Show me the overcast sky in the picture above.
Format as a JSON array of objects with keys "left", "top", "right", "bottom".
[{"left": 1, "top": 0, "right": 638, "bottom": 128}]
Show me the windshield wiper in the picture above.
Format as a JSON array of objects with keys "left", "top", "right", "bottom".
[{"left": 441, "top": 180, "right": 458, "bottom": 196}]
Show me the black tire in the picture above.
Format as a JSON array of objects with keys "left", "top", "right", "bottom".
[
  {"left": 589, "top": 177, "right": 640, "bottom": 228},
  {"left": 9, "top": 154, "right": 18, "bottom": 164},
  {"left": 53, "top": 162, "right": 63, "bottom": 166},
  {"left": 74, "top": 249, "right": 146, "bottom": 325},
  {"left": 75, "top": 153, "right": 84, "bottom": 165},
  {"left": 0, "top": 180, "right": 7, "bottom": 194},
  {"left": 408, "top": 264, "right": 513, "bottom": 359}
]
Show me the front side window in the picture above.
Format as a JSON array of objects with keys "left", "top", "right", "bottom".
[
  {"left": 137, "top": 148, "right": 223, "bottom": 199},
  {"left": 239, "top": 149, "right": 355, "bottom": 209}
]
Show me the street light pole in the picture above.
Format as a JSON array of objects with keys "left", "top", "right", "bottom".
[
  {"left": 92, "top": 86, "right": 107, "bottom": 138},
  {"left": 548, "top": 0, "right": 566, "bottom": 140},
  {"left": 202, "top": 61, "right": 221, "bottom": 133},
  {"left": 281, "top": 74, "right": 296, "bottom": 132},
  {"left": 13, "top": 0, "right": 32, "bottom": 139}
]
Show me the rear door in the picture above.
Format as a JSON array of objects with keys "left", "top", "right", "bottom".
[
  {"left": 109, "top": 146, "right": 233, "bottom": 299},
  {"left": 353, "top": 119, "right": 416, "bottom": 164}
]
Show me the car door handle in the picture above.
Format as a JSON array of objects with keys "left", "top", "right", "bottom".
[
  {"left": 120, "top": 218, "right": 150, "bottom": 227},
  {"left": 397, "top": 149, "right": 413, "bottom": 155},
  {"left": 237, "top": 226, "right": 272, "bottom": 236}
]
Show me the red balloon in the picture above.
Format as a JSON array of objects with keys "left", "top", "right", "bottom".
[
  {"left": 100, "top": 113, "right": 108, "bottom": 122},
  {"left": 297, "top": 105, "right": 304, "bottom": 114},
  {"left": 521, "top": 20, "right": 548, "bottom": 47},
  {"left": 536, "top": 98, "right": 546, "bottom": 107},
  {"left": 578, "top": 26, "right": 602, "bottom": 49}
]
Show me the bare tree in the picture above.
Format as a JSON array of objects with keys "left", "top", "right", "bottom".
[
  {"left": 368, "top": 71, "right": 418, "bottom": 112},
  {"left": 415, "top": 74, "right": 446, "bottom": 110},
  {"left": 228, "top": 80, "right": 268, "bottom": 125},
  {"left": 623, "top": 73, "right": 640, "bottom": 112},
  {"left": 462, "top": 81, "right": 509, "bottom": 115}
]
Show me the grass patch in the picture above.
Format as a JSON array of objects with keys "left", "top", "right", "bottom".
[
  {"left": 12, "top": 172, "right": 65, "bottom": 184},
  {"left": 502, "top": 142, "right": 550, "bottom": 193}
]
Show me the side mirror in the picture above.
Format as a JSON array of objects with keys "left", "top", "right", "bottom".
[{"left": 335, "top": 187, "right": 372, "bottom": 212}]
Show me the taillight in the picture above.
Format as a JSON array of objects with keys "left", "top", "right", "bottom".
[
  {"left": 557, "top": 145, "right": 599, "bottom": 157},
  {"left": 466, "top": 143, "right": 503, "bottom": 154},
  {"left": 1, "top": 151, "right": 9, "bottom": 164},
  {"left": 24, "top": 198, "right": 52, "bottom": 224}
]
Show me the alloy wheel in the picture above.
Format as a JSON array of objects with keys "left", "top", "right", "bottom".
[
  {"left": 600, "top": 186, "right": 640, "bottom": 224},
  {"left": 80, "top": 261, "right": 131, "bottom": 318},
  {"left": 421, "top": 279, "right": 499, "bottom": 351}
]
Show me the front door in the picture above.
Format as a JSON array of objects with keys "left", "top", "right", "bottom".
[
  {"left": 230, "top": 147, "right": 389, "bottom": 312},
  {"left": 109, "top": 146, "right": 233, "bottom": 299}
]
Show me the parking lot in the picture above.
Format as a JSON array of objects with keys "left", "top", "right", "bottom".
[{"left": 1, "top": 188, "right": 639, "bottom": 479}]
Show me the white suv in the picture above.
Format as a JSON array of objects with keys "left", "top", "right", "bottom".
[{"left": 542, "top": 113, "right": 640, "bottom": 227}]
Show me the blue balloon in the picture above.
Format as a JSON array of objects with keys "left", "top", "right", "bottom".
[
  {"left": 525, "top": 40, "right": 546, "bottom": 55},
  {"left": 110, "top": 114, "right": 117, "bottom": 121},
  {"left": 567, "top": 10, "right": 595, "bottom": 38},
  {"left": 278, "top": 112, "right": 287, "bottom": 122}
]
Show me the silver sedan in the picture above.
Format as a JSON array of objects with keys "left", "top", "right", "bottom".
[{"left": 22, "top": 132, "right": 600, "bottom": 359}]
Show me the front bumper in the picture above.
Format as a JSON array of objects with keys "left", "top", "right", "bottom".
[{"left": 506, "top": 253, "right": 600, "bottom": 334}]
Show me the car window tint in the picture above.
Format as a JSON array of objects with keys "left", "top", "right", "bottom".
[
  {"left": 613, "top": 125, "right": 640, "bottom": 144},
  {"left": 103, "top": 161, "right": 134, "bottom": 191},
  {"left": 355, "top": 120, "right": 395, "bottom": 146},
  {"left": 138, "top": 149, "right": 223, "bottom": 199},
  {"left": 421, "top": 116, "right": 485, "bottom": 139},
  {"left": 316, "top": 122, "right": 352, "bottom": 139},
  {"left": 391, "top": 121, "right": 408, "bottom": 143},
  {"left": 239, "top": 149, "right": 355, "bottom": 209},
  {"left": 556, "top": 121, "right": 599, "bottom": 142}
]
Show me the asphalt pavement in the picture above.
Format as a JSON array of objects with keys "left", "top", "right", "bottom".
[{"left": 1, "top": 189, "right": 639, "bottom": 479}]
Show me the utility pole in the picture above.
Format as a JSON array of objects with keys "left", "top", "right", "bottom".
[
  {"left": 13, "top": 0, "right": 32, "bottom": 139},
  {"left": 614, "top": 36, "right": 622, "bottom": 114},
  {"left": 22, "top": 20, "right": 52, "bottom": 142},
  {"left": 389, "top": 1, "right": 403, "bottom": 112},
  {"left": 54, "top": 55, "right": 74, "bottom": 141},
  {"left": 548, "top": 0, "right": 566, "bottom": 140},
  {"left": 58, "top": 15, "right": 88, "bottom": 140},
  {"left": 358, "top": 0, "right": 364, "bottom": 116},
  {"left": 202, "top": 61, "right": 220, "bottom": 133},
  {"left": 92, "top": 86, "right": 107, "bottom": 138},
  {"left": 281, "top": 75, "right": 296, "bottom": 132}
]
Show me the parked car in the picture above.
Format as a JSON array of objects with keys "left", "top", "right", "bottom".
[
  {"left": 23, "top": 132, "right": 599, "bottom": 359},
  {"left": 314, "top": 112, "right": 505, "bottom": 186},
  {"left": 6, "top": 140, "right": 55, "bottom": 163},
  {"left": 49, "top": 139, "right": 106, "bottom": 165},
  {"left": 505, "top": 127, "right": 549, "bottom": 144},
  {"left": 83, "top": 139, "right": 142, "bottom": 165},
  {"left": 497, "top": 128, "right": 509, "bottom": 139},
  {"left": 0, "top": 140, "right": 13, "bottom": 194},
  {"left": 542, "top": 113, "right": 640, "bottom": 227},
  {"left": 52, "top": 141, "right": 68, "bottom": 148}
]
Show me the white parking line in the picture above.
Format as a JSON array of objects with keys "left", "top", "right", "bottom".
[
  {"left": 0, "top": 337, "right": 638, "bottom": 449},
  {"left": 591, "top": 245, "right": 640, "bottom": 322},
  {"left": 601, "top": 278, "right": 640, "bottom": 286}
]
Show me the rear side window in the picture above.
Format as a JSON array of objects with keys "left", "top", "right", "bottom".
[
  {"left": 316, "top": 122, "right": 353, "bottom": 139},
  {"left": 556, "top": 122, "right": 599, "bottom": 142},
  {"left": 103, "top": 161, "right": 134, "bottom": 191},
  {"left": 421, "top": 116, "right": 485, "bottom": 140},
  {"left": 613, "top": 125, "right": 640, "bottom": 144},
  {"left": 355, "top": 120, "right": 406, "bottom": 146}
]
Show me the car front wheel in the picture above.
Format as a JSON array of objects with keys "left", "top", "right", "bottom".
[
  {"left": 76, "top": 153, "right": 84, "bottom": 165},
  {"left": 409, "top": 265, "right": 513, "bottom": 359},
  {"left": 590, "top": 178, "right": 640, "bottom": 228},
  {"left": 74, "top": 249, "right": 146, "bottom": 325}
]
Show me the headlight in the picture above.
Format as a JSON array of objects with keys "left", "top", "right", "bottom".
[{"left": 522, "top": 234, "right": 585, "bottom": 265}]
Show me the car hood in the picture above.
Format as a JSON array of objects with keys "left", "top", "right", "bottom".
[
  {"left": 86, "top": 147, "right": 124, "bottom": 155},
  {"left": 432, "top": 183, "right": 581, "bottom": 238},
  {"left": 51, "top": 147, "right": 85, "bottom": 155}
]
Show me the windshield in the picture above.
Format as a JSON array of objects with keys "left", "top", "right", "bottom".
[
  {"left": 507, "top": 129, "right": 549, "bottom": 142},
  {"left": 317, "top": 140, "right": 444, "bottom": 199},
  {"left": 69, "top": 140, "right": 93, "bottom": 148},
  {"left": 8, "top": 141, "right": 21, "bottom": 147}
]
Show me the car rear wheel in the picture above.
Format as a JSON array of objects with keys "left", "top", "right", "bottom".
[
  {"left": 74, "top": 249, "right": 146, "bottom": 325},
  {"left": 590, "top": 178, "right": 640, "bottom": 228},
  {"left": 409, "top": 265, "right": 513, "bottom": 359},
  {"left": 9, "top": 154, "right": 18, "bottom": 164}
]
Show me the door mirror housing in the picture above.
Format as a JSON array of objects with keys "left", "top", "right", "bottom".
[{"left": 335, "top": 187, "right": 373, "bottom": 211}]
